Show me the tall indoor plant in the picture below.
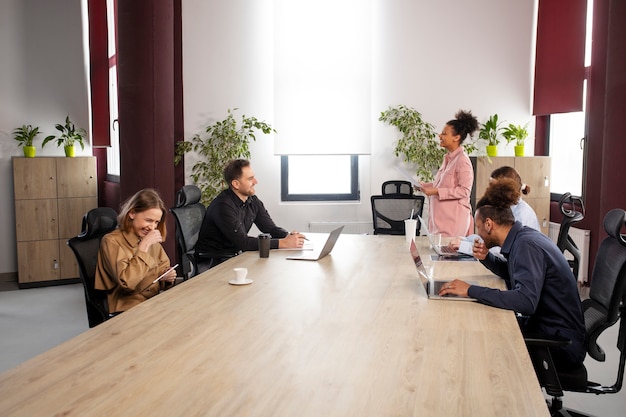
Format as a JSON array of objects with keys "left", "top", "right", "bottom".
[
  {"left": 13, "top": 124, "right": 42, "bottom": 157},
  {"left": 478, "top": 114, "right": 504, "bottom": 157},
  {"left": 175, "top": 108, "right": 276, "bottom": 204},
  {"left": 502, "top": 123, "right": 529, "bottom": 157},
  {"left": 42, "top": 115, "right": 86, "bottom": 157},
  {"left": 379, "top": 105, "right": 478, "bottom": 182}
]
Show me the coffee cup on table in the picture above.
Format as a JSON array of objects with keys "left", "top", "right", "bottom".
[
  {"left": 404, "top": 219, "right": 417, "bottom": 246},
  {"left": 233, "top": 267, "right": 248, "bottom": 284}
]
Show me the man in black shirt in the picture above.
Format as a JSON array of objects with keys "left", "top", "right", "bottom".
[{"left": 195, "top": 159, "right": 305, "bottom": 271}]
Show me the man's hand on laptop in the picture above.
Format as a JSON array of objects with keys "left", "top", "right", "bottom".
[{"left": 438, "top": 279, "right": 470, "bottom": 297}]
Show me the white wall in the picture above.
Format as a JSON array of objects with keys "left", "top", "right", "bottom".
[
  {"left": 0, "top": 0, "right": 536, "bottom": 274},
  {"left": 182, "top": 0, "right": 537, "bottom": 234},
  {"left": 0, "top": 0, "right": 91, "bottom": 274}
]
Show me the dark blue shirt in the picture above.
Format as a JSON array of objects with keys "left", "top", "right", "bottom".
[
  {"left": 467, "top": 222, "right": 586, "bottom": 364},
  {"left": 195, "top": 188, "right": 288, "bottom": 258}
]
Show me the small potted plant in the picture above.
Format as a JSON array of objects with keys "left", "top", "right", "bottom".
[
  {"left": 502, "top": 123, "right": 529, "bottom": 157},
  {"left": 478, "top": 114, "right": 504, "bottom": 157},
  {"left": 13, "top": 124, "right": 42, "bottom": 158},
  {"left": 42, "top": 115, "right": 87, "bottom": 157}
]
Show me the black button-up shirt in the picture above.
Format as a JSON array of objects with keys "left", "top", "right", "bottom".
[{"left": 195, "top": 188, "right": 288, "bottom": 259}]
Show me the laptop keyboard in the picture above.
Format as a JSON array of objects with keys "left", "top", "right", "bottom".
[{"left": 438, "top": 245, "right": 457, "bottom": 254}]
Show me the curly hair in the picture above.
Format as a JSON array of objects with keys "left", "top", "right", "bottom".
[
  {"left": 447, "top": 110, "right": 479, "bottom": 144},
  {"left": 475, "top": 178, "right": 520, "bottom": 225}
]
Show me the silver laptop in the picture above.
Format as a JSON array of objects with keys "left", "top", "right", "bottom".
[
  {"left": 416, "top": 215, "right": 472, "bottom": 258},
  {"left": 410, "top": 239, "right": 476, "bottom": 301},
  {"left": 287, "top": 226, "right": 344, "bottom": 261}
]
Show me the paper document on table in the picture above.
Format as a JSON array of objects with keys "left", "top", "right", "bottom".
[{"left": 395, "top": 165, "right": 421, "bottom": 188}]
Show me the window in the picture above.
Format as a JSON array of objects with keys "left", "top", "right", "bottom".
[
  {"left": 281, "top": 155, "right": 359, "bottom": 201},
  {"left": 547, "top": 0, "right": 593, "bottom": 198},
  {"left": 549, "top": 110, "right": 585, "bottom": 196},
  {"left": 105, "top": 0, "right": 120, "bottom": 179}
]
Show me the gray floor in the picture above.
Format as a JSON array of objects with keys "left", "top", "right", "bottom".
[{"left": 0, "top": 284, "right": 624, "bottom": 416}]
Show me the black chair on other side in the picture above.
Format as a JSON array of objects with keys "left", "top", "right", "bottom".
[
  {"left": 371, "top": 194, "right": 425, "bottom": 235},
  {"left": 556, "top": 192, "right": 586, "bottom": 279},
  {"left": 67, "top": 207, "right": 118, "bottom": 328},
  {"left": 170, "top": 185, "right": 206, "bottom": 279},
  {"left": 525, "top": 208, "right": 626, "bottom": 417},
  {"left": 382, "top": 180, "right": 414, "bottom": 196}
]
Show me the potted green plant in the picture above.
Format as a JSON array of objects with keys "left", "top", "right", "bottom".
[
  {"left": 478, "top": 114, "right": 504, "bottom": 157},
  {"left": 379, "top": 105, "right": 479, "bottom": 182},
  {"left": 174, "top": 108, "right": 276, "bottom": 204},
  {"left": 42, "top": 115, "right": 87, "bottom": 157},
  {"left": 13, "top": 124, "right": 42, "bottom": 157},
  {"left": 502, "top": 123, "right": 529, "bottom": 157}
]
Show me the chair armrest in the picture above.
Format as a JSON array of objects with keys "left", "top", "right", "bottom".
[{"left": 524, "top": 333, "right": 572, "bottom": 348}]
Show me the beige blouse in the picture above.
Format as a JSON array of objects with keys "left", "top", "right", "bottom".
[{"left": 95, "top": 228, "right": 172, "bottom": 313}]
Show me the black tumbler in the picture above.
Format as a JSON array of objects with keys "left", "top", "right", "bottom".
[{"left": 258, "top": 233, "right": 271, "bottom": 258}]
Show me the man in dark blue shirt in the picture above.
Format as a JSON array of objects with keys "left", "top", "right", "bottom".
[
  {"left": 438, "top": 178, "right": 586, "bottom": 367},
  {"left": 195, "top": 159, "right": 305, "bottom": 270}
]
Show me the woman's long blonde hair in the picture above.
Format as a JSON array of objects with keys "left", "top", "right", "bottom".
[{"left": 118, "top": 188, "right": 167, "bottom": 240}]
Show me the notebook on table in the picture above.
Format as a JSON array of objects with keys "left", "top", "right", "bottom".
[
  {"left": 409, "top": 239, "right": 476, "bottom": 301},
  {"left": 286, "top": 226, "right": 344, "bottom": 261},
  {"left": 416, "top": 215, "right": 473, "bottom": 259}
]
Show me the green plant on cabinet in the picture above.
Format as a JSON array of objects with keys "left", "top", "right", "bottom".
[
  {"left": 175, "top": 108, "right": 276, "bottom": 205},
  {"left": 502, "top": 123, "right": 529, "bottom": 156},
  {"left": 42, "top": 115, "right": 87, "bottom": 157},
  {"left": 13, "top": 124, "right": 42, "bottom": 158},
  {"left": 478, "top": 114, "right": 504, "bottom": 156}
]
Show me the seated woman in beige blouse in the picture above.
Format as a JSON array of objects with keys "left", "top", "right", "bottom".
[{"left": 95, "top": 188, "right": 177, "bottom": 313}]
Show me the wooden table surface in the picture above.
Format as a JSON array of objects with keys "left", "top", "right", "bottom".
[{"left": 0, "top": 234, "right": 548, "bottom": 417}]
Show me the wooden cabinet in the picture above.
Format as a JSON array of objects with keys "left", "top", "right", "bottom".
[
  {"left": 472, "top": 156, "right": 551, "bottom": 235},
  {"left": 13, "top": 157, "right": 97, "bottom": 287}
]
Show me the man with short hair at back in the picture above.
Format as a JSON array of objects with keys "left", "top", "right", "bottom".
[{"left": 195, "top": 159, "right": 305, "bottom": 271}]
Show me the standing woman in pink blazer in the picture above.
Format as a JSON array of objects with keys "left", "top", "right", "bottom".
[{"left": 419, "top": 110, "right": 479, "bottom": 237}]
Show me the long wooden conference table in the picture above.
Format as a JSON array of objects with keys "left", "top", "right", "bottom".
[{"left": 0, "top": 234, "right": 548, "bottom": 416}]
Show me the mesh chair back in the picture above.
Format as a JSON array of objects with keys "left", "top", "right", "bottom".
[
  {"left": 584, "top": 209, "right": 626, "bottom": 361},
  {"left": 170, "top": 185, "right": 206, "bottom": 278},
  {"left": 371, "top": 195, "right": 425, "bottom": 235},
  {"left": 67, "top": 207, "right": 118, "bottom": 328},
  {"left": 382, "top": 180, "right": 413, "bottom": 196}
]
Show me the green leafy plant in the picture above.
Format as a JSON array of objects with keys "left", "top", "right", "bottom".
[
  {"left": 13, "top": 124, "right": 41, "bottom": 147},
  {"left": 379, "top": 105, "right": 479, "bottom": 181},
  {"left": 502, "top": 123, "right": 529, "bottom": 147},
  {"left": 42, "top": 115, "right": 86, "bottom": 150},
  {"left": 478, "top": 114, "right": 504, "bottom": 146},
  {"left": 174, "top": 108, "right": 276, "bottom": 204}
]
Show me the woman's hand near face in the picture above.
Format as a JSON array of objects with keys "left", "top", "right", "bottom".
[{"left": 138, "top": 229, "right": 162, "bottom": 252}]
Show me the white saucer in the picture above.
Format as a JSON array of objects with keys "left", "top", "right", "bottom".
[{"left": 228, "top": 278, "right": 253, "bottom": 286}]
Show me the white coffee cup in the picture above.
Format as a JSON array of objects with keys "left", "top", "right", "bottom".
[
  {"left": 233, "top": 267, "right": 248, "bottom": 283},
  {"left": 404, "top": 219, "right": 417, "bottom": 246}
]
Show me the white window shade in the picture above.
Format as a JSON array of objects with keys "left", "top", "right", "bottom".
[{"left": 273, "top": 0, "right": 372, "bottom": 155}]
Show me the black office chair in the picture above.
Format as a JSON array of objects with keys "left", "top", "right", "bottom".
[
  {"left": 67, "top": 207, "right": 118, "bottom": 328},
  {"left": 382, "top": 180, "right": 414, "bottom": 196},
  {"left": 556, "top": 192, "right": 586, "bottom": 279},
  {"left": 170, "top": 185, "right": 206, "bottom": 279},
  {"left": 371, "top": 194, "right": 425, "bottom": 235},
  {"left": 525, "top": 208, "right": 626, "bottom": 417}
]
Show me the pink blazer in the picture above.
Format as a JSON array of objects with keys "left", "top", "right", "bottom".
[{"left": 423, "top": 147, "right": 474, "bottom": 237}]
